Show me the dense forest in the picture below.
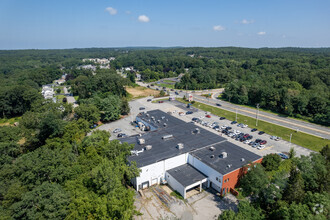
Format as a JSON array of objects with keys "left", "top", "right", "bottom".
[
  {"left": 0, "top": 49, "right": 139, "bottom": 219},
  {"left": 218, "top": 146, "right": 330, "bottom": 220}
]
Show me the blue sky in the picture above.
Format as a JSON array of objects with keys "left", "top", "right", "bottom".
[{"left": 0, "top": 0, "right": 329, "bottom": 49}]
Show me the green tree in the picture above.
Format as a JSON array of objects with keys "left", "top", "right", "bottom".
[
  {"left": 219, "top": 201, "right": 265, "bottom": 220},
  {"left": 283, "top": 166, "right": 305, "bottom": 203},
  {"left": 262, "top": 154, "right": 282, "bottom": 171},
  {"left": 10, "top": 182, "right": 70, "bottom": 219},
  {"left": 240, "top": 164, "right": 269, "bottom": 196},
  {"left": 75, "top": 103, "right": 100, "bottom": 125}
]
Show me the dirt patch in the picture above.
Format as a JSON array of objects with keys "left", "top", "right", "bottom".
[{"left": 126, "top": 86, "right": 159, "bottom": 98}]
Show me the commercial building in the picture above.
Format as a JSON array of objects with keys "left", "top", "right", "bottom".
[{"left": 121, "top": 110, "right": 262, "bottom": 198}]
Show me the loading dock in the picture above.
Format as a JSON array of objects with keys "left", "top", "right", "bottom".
[{"left": 166, "top": 164, "right": 207, "bottom": 199}]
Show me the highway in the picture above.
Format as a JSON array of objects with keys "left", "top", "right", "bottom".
[{"left": 138, "top": 82, "right": 330, "bottom": 140}]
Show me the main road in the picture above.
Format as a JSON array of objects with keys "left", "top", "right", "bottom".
[{"left": 138, "top": 82, "right": 330, "bottom": 140}]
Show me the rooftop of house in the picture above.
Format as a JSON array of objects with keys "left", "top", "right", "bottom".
[
  {"left": 167, "top": 164, "right": 207, "bottom": 187},
  {"left": 190, "top": 141, "right": 262, "bottom": 175}
]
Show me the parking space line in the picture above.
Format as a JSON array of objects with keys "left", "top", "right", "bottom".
[{"left": 260, "top": 146, "right": 273, "bottom": 151}]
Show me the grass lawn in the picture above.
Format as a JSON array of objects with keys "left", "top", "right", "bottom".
[
  {"left": 0, "top": 116, "right": 21, "bottom": 126},
  {"left": 159, "top": 83, "right": 175, "bottom": 89},
  {"left": 217, "top": 96, "right": 324, "bottom": 126},
  {"left": 177, "top": 98, "right": 329, "bottom": 152},
  {"left": 56, "top": 95, "right": 66, "bottom": 102},
  {"left": 151, "top": 98, "right": 169, "bottom": 103},
  {"left": 163, "top": 79, "right": 176, "bottom": 83}
]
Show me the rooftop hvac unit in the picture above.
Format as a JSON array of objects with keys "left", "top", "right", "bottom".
[
  {"left": 176, "top": 143, "right": 184, "bottom": 150},
  {"left": 138, "top": 138, "right": 145, "bottom": 145},
  {"left": 157, "top": 120, "right": 161, "bottom": 123},
  {"left": 193, "top": 128, "right": 200, "bottom": 134},
  {"left": 210, "top": 155, "right": 215, "bottom": 159},
  {"left": 163, "top": 123, "right": 167, "bottom": 127},
  {"left": 241, "top": 158, "right": 245, "bottom": 162},
  {"left": 210, "top": 146, "right": 215, "bottom": 151},
  {"left": 162, "top": 134, "right": 173, "bottom": 140},
  {"left": 145, "top": 145, "right": 152, "bottom": 150},
  {"left": 219, "top": 152, "right": 228, "bottom": 158},
  {"left": 146, "top": 113, "right": 150, "bottom": 117},
  {"left": 161, "top": 116, "right": 165, "bottom": 119},
  {"left": 227, "top": 164, "right": 232, "bottom": 168}
]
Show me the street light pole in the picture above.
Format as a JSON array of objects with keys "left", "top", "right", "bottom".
[
  {"left": 256, "top": 103, "right": 260, "bottom": 127},
  {"left": 289, "top": 133, "right": 292, "bottom": 147}
]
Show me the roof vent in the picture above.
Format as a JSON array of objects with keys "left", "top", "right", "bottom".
[
  {"left": 210, "top": 155, "right": 215, "bottom": 159},
  {"left": 163, "top": 123, "right": 167, "bottom": 127},
  {"left": 161, "top": 116, "right": 165, "bottom": 119},
  {"left": 157, "top": 120, "right": 161, "bottom": 123},
  {"left": 138, "top": 138, "right": 145, "bottom": 145},
  {"left": 241, "top": 158, "right": 245, "bottom": 162},
  {"left": 219, "top": 152, "right": 228, "bottom": 158},
  {"left": 162, "top": 134, "right": 173, "bottom": 140},
  {"left": 146, "top": 113, "right": 150, "bottom": 117},
  {"left": 210, "top": 146, "right": 215, "bottom": 151},
  {"left": 176, "top": 143, "right": 184, "bottom": 150},
  {"left": 227, "top": 164, "right": 232, "bottom": 168},
  {"left": 192, "top": 128, "right": 200, "bottom": 134},
  {"left": 145, "top": 145, "right": 152, "bottom": 150}
]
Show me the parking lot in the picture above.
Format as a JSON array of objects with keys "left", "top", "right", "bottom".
[{"left": 96, "top": 97, "right": 312, "bottom": 157}]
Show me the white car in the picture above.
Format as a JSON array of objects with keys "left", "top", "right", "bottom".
[
  {"left": 252, "top": 143, "right": 259, "bottom": 148},
  {"left": 242, "top": 124, "right": 248, "bottom": 128},
  {"left": 257, "top": 145, "right": 266, "bottom": 150},
  {"left": 243, "top": 140, "right": 251, "bottom": 144}
]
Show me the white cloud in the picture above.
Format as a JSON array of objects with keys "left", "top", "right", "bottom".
[
  {"left": 241, "top": 19, "right": 254, "bottom": 24},
  {"left": 257, "top": 31, "right": 266, "bottom": 35},
  {"left": 138, "top": 15, "right": 150, "bottom": 23},
  {"left": 105, "top": 7, "right": 117, "bottom": 15},
  {"left": 213, "top": 25, "right": 225, "bottom": 31}
]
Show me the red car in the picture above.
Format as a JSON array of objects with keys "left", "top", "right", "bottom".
[
  {"left": 206, "top": 115, "right": 211, "bottom": 118},
  {"left": 159, "top": 101, "right": 164, "bottom": 103},
  {"left": 260, "top": 140, "right": 267, "bottom": 145}
]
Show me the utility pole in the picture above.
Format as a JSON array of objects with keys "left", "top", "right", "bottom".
[{"left": 256, "top": 103, "right": 260, "bottom": 126}]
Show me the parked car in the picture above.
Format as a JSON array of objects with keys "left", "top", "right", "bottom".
[
  {"left": 237, "top": 123, "right": 244, "bottom": 127},
  {"left": 258, "top": 131, "right": 265, "bottom": 135},
  {"left": 260, "top": 140, "right": 267, "bottom": 145},
  {"left": 278, "top": 153, "right": 289, "bottom": 159},
  {"left": 225, "top": 126, "right": 232, "bottom": 130},
  {"left": 117, "top": 133, "right": 127, "bottom": 138},
  {"left": 231, "top": 121, "right": 237, "bottom": 124},
  {"left": 255, "top": 139, "right": 262, "bottom": 143},
  {"left": 243, "top": 140, "right": 251, "bottom": 144},
  {"left": 147, "top": 99, "right": 152, "bottom": 102},
  {"left": 179, "top": 112, "right": 185, "bottom": 116},
  {"left": 252, "top": 143, "right": 260, "bottom": 148},
  {"left": 170, "top": 89, "right": 174, "bottom": 91},
  {"left": 216, "top": 103, "right": 222, "bottom": 106},
  {"left": 186, "top": 111, "right": 193, "bottom": 115},
  {"left": 159, "top": 100, "right": 164, "bottom": 103},
  {"left": 251, "top": 128, "right": 258, "bottom": 132},
  {"left": 257, "top": 145, "right": 266, "bottom": 150},
  {"left": 139, "top": 107, "right": 145, "bottom": 110},
  {"left": 175, "top": 91, "right": 179, "bottom": 95},
  {"left": 156, "top": 88, "right": 159, "bottom": 90},
  {"left": 241, "top": 124, "right": 248, "bottom": 128},
  {"left": 113, "top": 128, "right": 122, "bottom": 133},
  {"left": 270, "top": 136, "right": 281, "bottom": 141},
  {"left": 249, "top": 141, "right": 255, "bottom": 146},
  {"left": 206, "top": 115, "right": 211, "bottom": 118},
  {"left": 247, "top": 135, "right": 253, "bottom": 140},
  {"left": 219, "top": 117, "right": 226, "bottom": 120}
]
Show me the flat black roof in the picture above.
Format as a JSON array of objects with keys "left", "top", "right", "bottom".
[
  {"left": 122, "top": 110, "right": 226, "bottom": 167},
  {"left": 167, "top": 164, "right": 207, "bottom": 187},
  {"left": 190, "top": 141, "right": 262, "bottom": 175}
]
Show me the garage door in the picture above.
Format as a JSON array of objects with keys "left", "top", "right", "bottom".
[
  {"left": 142, "top": 181, "right": 149, "bottom": 189},
  {"left": 151, "top": 178, "right": 158, "bottom": 185}
]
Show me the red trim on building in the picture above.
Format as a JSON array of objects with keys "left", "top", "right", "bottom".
[{"left": 221, "top": 158, "right": 263, "bottom": 195}]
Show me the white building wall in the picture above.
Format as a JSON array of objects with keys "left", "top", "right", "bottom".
[
  {"left": 187, "top": 154, "right": 223, "bottom": 192},
  {"left": 166, "top": 172, "right": 185, "bottom": 198},
  {"left": 135, "top": 153, "right": 188, "bottom": 191}
]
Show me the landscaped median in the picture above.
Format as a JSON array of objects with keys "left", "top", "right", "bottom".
[{"left": 177, "top": 98, "right": 329, "bottom": 152}]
